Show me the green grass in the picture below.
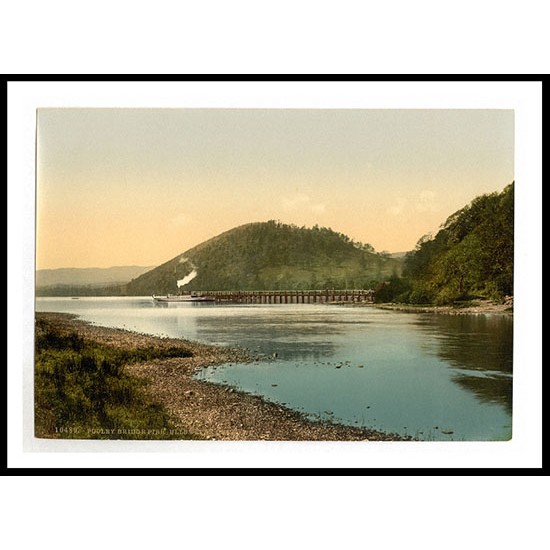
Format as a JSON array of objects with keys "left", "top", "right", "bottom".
[{"left": 35, "top": 321, "right": 197, "bottom": 440}]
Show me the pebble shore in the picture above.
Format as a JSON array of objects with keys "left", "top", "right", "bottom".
[{"left": 36, "top": 312, "right": 410, "bottom": 441}]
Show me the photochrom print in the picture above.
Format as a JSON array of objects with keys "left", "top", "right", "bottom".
[{"left": 35, "top": 108, "right": 514, "bottom": 442}]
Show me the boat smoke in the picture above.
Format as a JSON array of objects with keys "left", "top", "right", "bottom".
[
  {"left": 177, "top": 269, "right": 198, "bottom": 288},
  {"left": 176, "top": 256, "right": 198, "bottom": 287}
]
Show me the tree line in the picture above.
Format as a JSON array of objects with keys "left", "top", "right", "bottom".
[{"left": 375, "top": 183, "right": 514, "bottom": 305}]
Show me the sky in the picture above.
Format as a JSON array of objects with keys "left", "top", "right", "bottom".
[{"left": 36, "top": 108, "right": 514, "bottom": 269}]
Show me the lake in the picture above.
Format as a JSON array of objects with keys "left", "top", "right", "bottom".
[{"left": 35, "top": 297, "right": 513, "bottom": 441}]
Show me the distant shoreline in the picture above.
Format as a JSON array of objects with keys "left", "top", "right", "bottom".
[
  {"left": 35, "top": 312, "right": 410, "bottom": 442},
  {"left": 370, "top": 299, "right": 513, "bottom": 315}
]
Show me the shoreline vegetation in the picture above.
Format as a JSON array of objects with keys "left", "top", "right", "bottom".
[
  {"left": 370, "top": 298, "right": 513, "bottom": 315},
  {"left": 35, "top": 312, "right": 412, "bottom": 441}
]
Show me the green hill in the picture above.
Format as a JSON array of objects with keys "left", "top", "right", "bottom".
[
  {"left": 125, "top": 221, "right": 402, "bottom": 295},
  {"left": 395, "top": 183, "right": 514, "bottom": 305}
]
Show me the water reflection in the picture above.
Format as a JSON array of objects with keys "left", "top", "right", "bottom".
[
  {"left": 415, "top": 314, "right": 513, "bottom": 412},
  {"left": 36, "top": 298, "right": 513, "bottom": 440},
  {"left": 194, "top": 311, "right": 339, "bottom": 360}
]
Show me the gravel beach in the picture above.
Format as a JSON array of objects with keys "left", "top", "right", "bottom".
[{"left": 36, "top": 312, "right": 410, "bottom": 441}]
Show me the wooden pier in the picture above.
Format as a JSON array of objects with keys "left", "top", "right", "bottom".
[{"left": 177, "top": 289, "right": 375, "bottom": 304}]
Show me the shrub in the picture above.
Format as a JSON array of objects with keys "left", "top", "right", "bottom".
[{"left": 35, "top": 326, "right": 196, "bottom": 440}]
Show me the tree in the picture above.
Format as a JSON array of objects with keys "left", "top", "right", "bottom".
[{"left": 402, "top": 183, "right": 514, "bottom": 304}]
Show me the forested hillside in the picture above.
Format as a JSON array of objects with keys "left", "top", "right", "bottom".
[
  {"left": 377, "top": 183, "right": 514, "bottom": 305},
  {"left": 125, "top": 221, "right": 401, "bottom": 295},
  {"left": 37, "top": 184, "right": 513, "bottom": 304}
]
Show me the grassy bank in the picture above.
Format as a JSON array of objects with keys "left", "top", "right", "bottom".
[
  {"left": 35, "top": 313, "right": 411, "bottom": 441},
  {"left": 34, "top": 315, "right": 196, "bottom": 440}
]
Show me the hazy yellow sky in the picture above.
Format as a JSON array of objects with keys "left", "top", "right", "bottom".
[{"left": 36, "top": 108, "right": 514, "bottom": 269}]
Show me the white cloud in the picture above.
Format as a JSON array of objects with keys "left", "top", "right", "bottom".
[
  {"left": 171, "top": 213, "right": 191, "bottom": 227},
  {"left": 311, "top": 203, "right": 326, "bottom": 214},
  {"left": 282, "top": 193, "right": 309, "bottom": 210},
  {"left": 282, "top": 193, "right": 326, "bottom": 215},
  {"left": 387, "top": 190, "right": 440, "bottom": 216},
  {"left": 416, "top": 190, "right": 438, "bottom": 213},
  {"left": 387, "top": 198, "right": 407, "bottom": 216}
]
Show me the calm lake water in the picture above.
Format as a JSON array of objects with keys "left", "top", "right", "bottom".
[{"left": 36, "top": 297, "right": 513, "bottom": 441}]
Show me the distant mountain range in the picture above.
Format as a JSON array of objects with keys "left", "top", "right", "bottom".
[
  {"left": 125, "top": 221, "right": 402, "bottom": 295},
  {"left": 36, "top": 265, "right": 155, "bottom": 289}
]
